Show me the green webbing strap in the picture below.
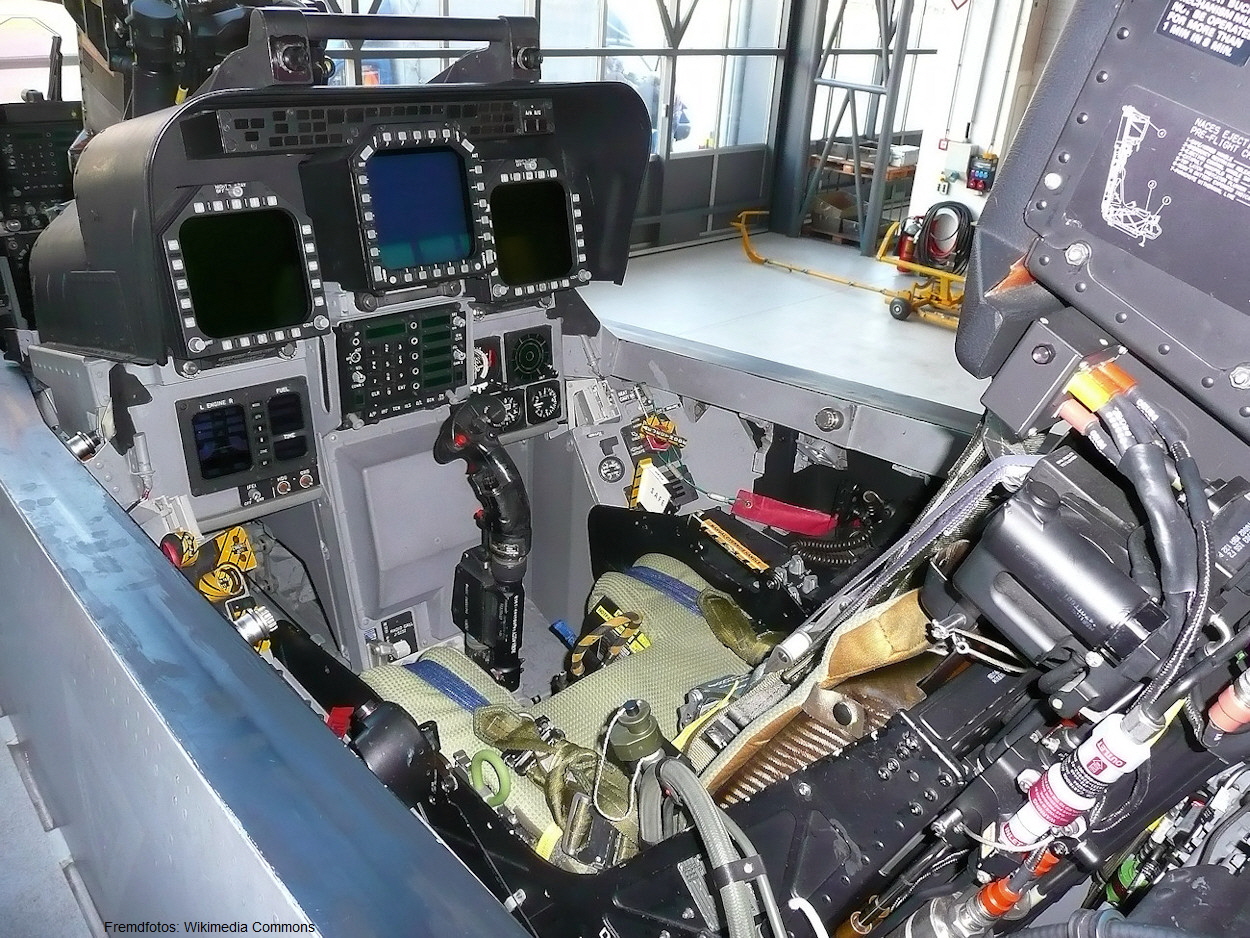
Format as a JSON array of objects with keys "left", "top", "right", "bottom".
[
  {"left": 473, "top": 705, "right": 633, "bottom": 830},
  {"left": 698, "top": 591, "right": 784, "bottom": 666}
]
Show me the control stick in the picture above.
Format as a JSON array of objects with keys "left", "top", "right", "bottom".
[{"left": 434, "top": 394, "right": 532, "bottom": 689}]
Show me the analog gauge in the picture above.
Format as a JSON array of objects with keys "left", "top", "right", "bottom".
[
  {"left": 472, "top": 337, "right": 502, "bottom": 387},
  {"left": 496, "top": 394, "right": 522, "bottom": 429},
  {"left": 525, "top": 380, "right": 561, "bottom": 424},
  {"left": 473, "top": 346, "right": 492, "bottom": 383},
  {"left": 598, "top": 456, "right": 626, "bottom": 484}
]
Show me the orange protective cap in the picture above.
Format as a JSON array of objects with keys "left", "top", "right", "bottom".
[
  {"left": 1097, "top": 360, "right": 1137, "bottom": 392},
  {"left": 1033, "top": 851, "right": 1061, "bottom": 877},
  {"left": 1209, "top": 683, "right": 1250, "bottom": 734},
  {"left": 978, "top": 880, "right": 1023, "bottom": 917}
]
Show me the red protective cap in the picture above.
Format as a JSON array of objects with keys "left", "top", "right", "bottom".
[
  {"left": 731, "top": 490, "right": 838, "bottom": 536},
  {"left": 326, "top": 706, "right": 355, "bottom": 738}
]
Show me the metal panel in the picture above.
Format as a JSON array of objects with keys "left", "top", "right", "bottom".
[
  {"left": 661, "top": 152, "right": 716, "bottom": 212},
  {"left": 0, "top": 361, "right": 525, "bottom": 937},
  {"left": 602, "top": 325, "right": 975, "bottom": 477},
  {"left": 713, "top": 146, "right": 768, "bottom": 206}
]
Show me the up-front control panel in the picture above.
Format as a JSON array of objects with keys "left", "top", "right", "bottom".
[
  {"left": 177, "top": 378, "right": 319, "bottom": 506},
  {"left": 337, "top": 304, "right": 468, "bottom": 424}
]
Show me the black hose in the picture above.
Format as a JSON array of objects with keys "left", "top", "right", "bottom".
[
  {"left": 1172, "top": 441, "right": 1212, "bottom": 526},
  {"left": 1141, "top": 523, "right": 1211, "bottom": 722},
  {"left": 1101, "top": 404, "right": 1140, "bottom": 456},
  {"left": 1107, "top": 398, "right": 1158, "bottom": 448},
  {"left": 1126, "top": 391, "right": 1188, "bottom": 450},
  {"left": 1127, "top": 525, "right": 1162, "bottom": 602},
  {"left": 1160, "top": 617, "right": 1250, "bottom": 711},
  {"left": 1124, "top": 390, "right": 1210, "bottom": 527},
  {"left": 1117, "top": 443, "right": 1198, "bottom": 598},
  {"left": 1014, "top": 910, "right": 1215, "bottom": 938}
]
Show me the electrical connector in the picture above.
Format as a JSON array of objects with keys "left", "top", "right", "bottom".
[
  {"left": 1095, "top": 360, "right": 1137, "bottom": 393},
  {"left": 1065, "top": 368, "right": 1117, "bottom": 412}
]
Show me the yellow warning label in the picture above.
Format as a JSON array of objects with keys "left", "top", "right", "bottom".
[
  {"left": 198, "top": 562, "right": 246, "bottom": 602},
  {"left": 698, "top": 517, "right": 770, "bottom": 572},
  {"left": 212, "top": 526, "right": 256, "bottom": 572}
]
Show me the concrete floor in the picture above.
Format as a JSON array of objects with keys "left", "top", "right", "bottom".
[
  {"left": 582, "top": 231, "right": 987, "bottom": 417},
  {"left": 0, "top": 233, "right": 984, "bottom": 937}
]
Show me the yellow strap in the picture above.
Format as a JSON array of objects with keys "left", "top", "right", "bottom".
[
  {"left": 535, "top": 823, "right": 563, "bottom": 859},
  {"left": 672, "top": 681, "right": 740, "bottom": 752}
]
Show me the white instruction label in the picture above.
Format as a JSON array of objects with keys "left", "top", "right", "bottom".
[
  {"left": 1158, "top": 0, "right": 1250, "bottom": 65},
  {"left": 1172, "top": 116, "right": 1250, "bottom": 206}
]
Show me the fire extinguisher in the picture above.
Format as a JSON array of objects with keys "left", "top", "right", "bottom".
[{"left": 896, "top": 215, "right": 922, "bottom": 272}]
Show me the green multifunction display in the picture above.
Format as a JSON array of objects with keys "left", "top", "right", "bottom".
[{"left": 337, "top": 304, "right": 468, "bottom": 424}]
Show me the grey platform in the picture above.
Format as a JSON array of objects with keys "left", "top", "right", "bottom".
[{"left": 582, "top": 231, "right": 987, "bottom": 420}]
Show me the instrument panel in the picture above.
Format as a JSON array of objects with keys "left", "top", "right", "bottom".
[
  {"left": 472, "top": 324, "right": 563, "bottom": 434},
  {"left": 176, "top": 377, "right": 319, "bottom": 507}
]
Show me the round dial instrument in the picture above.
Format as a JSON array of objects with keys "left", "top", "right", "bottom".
[{"left": 598, "top": 456, "right": 626, "bottom": 484}]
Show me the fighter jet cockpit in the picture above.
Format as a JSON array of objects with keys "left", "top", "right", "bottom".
[{"left": 3, "top": 1, "right": 1250, "bottom": 935}]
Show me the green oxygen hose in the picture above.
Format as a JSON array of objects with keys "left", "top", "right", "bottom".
[{"left": 470, "top": 749, "right": 512, "bottom": 807}]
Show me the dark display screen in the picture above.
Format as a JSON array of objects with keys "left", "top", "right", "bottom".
[
  {"left": 192, "top": 405, "right": 252, "bottom": 479},
  {"left": 179, "top": 209, "right": 310, "bottom": 339},
  {"left": 267, "top": 392, "right": 305, "bottom": 435},
  {"left": 365, "top": 321, "right": 407, "bottom": 340},
  {"left": 366, "top": 148, "right": 474, "bottom": 269},
  {"left": 491, "top": 180, "right": 574, "bottom": 286}
]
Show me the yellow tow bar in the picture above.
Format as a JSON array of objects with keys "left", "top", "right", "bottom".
[{"left": 732, "top": 211, "right": 965, "bottom": 330}]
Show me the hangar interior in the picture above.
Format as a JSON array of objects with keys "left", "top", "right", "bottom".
[{"left": 5, "top": 2, "right": 1250, "bottom": 938}]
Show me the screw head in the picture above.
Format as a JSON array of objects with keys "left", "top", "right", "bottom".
[
  {"left": 815, "top": 407, "right": 844, "bottom": 431},
  {"left": 908, "top": 802, "right": 923, "bottom": 816},
  {"left": 1232, "top": 364, "right": 1250, "bottom": 389},
  {"left": 1064, "top": 241, "right": 1091, "bottom": 266},
  {"left": 1032, "top": 344, "right": 1056, "bottom": 365},
  {"left": 796, "top": 781, "right": 813, "bottom": 799}
]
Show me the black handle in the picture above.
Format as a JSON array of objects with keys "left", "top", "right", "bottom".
[{"left": 301, "top": 13, "right": 515, "bottom": 45}]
